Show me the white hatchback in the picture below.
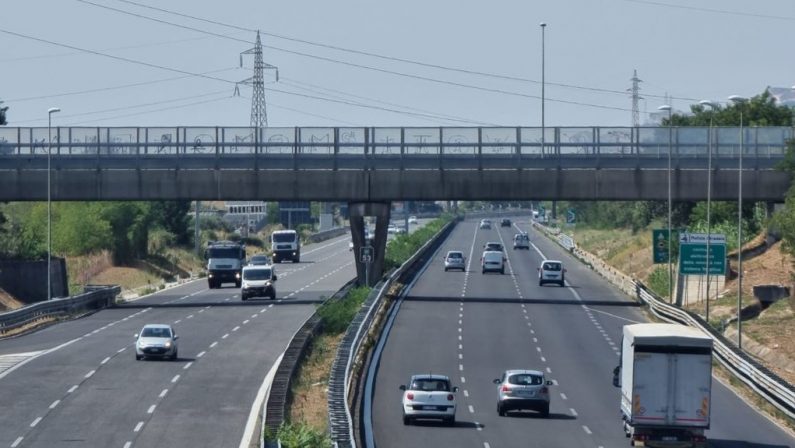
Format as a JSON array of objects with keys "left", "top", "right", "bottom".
[
  {"left": 400, "top": 374, "right": 458, "bottom": 425},
  {"left": 135, "top": 324, "right": 178, "bottom": 360},
  {"left": 481, "top": 250, "right": 505, "bottom": 274}
]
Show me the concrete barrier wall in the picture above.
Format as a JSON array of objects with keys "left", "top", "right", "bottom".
[{"left": 0, "top": 258, "right": 68, "bottom": 303}]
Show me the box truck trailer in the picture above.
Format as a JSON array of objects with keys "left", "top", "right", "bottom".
[{"left": 612, "top": 323, "right": 713, "bottom": 447}]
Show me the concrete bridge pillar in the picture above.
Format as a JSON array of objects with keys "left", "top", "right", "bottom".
[{"left": 348, "top": 202, "right": 391, "bottom": 287}]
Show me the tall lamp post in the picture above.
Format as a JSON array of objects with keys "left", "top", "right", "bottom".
[
  {"left": 699, "top": 100, "right": 718, "bottom": 323},
  {"left": 729, "top": 95, "right": 747, "bottom": 349},
  {"left": 47, "top": 107, "right": 61, "bottom": 301},
  {"left": 658, "top": 105, "right": 674, "bottom": 303},
  {"left": 540, "top": 22, "right": 546, "bottom": 155}
]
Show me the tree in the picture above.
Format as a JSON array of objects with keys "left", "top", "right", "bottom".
[
  {"left": 0, "top": 100, "right": 7, "bottom": 126},
  {"left": 150, "top": 201, "right": 192, "bottom": 245}
]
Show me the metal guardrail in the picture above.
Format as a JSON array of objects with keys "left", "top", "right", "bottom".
[
  {"left": 306, "top": 227, "right": 349, "bottom": 244},
  {"left": 0, "top": 285, "right": 120, "bottom": 336},
  {"left": 328, "top": 218, "right": 457, "bottom": 448},
  {"left": 533, "top": 222, "right": 795, "bottom": 420},
  {"left": 262, "top": 278, "right": 357, "bottom": 448}
]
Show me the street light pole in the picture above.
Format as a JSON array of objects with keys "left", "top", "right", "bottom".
[
  {"left": 699, "top": 100, "right": 718, "bottom": 323},
  {"left": 47, "top": 107, "right": 61, "bottom": 301},
  {"left": 540, "top": 22, "right": 546, "bottom": 156},
  {"left": 658, "top": 105, "right": 673, "bottom": 303},
  {"left": 729, "top": 95, "right": 747, "bottom": 349}
]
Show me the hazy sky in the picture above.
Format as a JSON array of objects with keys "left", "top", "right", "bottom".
[{"left": 2, "top": 0, "right": 793, "bottom": 128}]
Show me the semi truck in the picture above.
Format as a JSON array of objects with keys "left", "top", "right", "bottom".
[
  {"left": 271, "top": 229, "right": 300, "bottom": 263},
  {"left": 612, "top": 323, "right": 713, "bottom": 448},
  {"left": 204, "top": 240, "right": 246, "bottom": 288}
]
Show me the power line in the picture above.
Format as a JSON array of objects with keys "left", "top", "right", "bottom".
[
  {"left": 0, "top": 27, "right": 237, "bottom": 85},
  {"left": 63, "top": 96, "right": 234, "bottom": 126},
  {"left": 5, "top": 67, "right": 238, "bottom": 103},
  {"left": 623, "top": 0, "right": 795, "bottom": 21},
  {"left": 86, "top": 0, "right": 698, "bottom": 102},
  {"left": 13, "top": 90, "right": 230, "bottom": 124},
  {"left": 279, "top": 78, "right": 498, "bottom": 126}
]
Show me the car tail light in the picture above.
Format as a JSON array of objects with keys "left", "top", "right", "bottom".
[
  {"left": 447, "top": 394, "right": 454, "bottom": 401},
  {"left": 500, "top": 385, "right": 510, "bottom": 392},
  {"left": 406, "top": 392, "right": 414, "bottom": 400},
  {"left": 633, "top": 434, "right": 650, "bottom": 442}
]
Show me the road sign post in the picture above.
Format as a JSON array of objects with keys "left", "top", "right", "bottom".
[
  {"left": 652, "top": 229, "right": 670, "bottom": 263},
  {"left": 360, "top": 246, "right": 374, "bottom": 286},
  {"left": 566, "top": 209, "right": 576, "bottom": 224}
]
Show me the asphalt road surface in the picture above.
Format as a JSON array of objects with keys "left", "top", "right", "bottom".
[
  {"left": 0, "top": 234, "right": 355, "bottom": 448},
  {"left": 371, "top": 217, "right": 795, "bottom": 448}
]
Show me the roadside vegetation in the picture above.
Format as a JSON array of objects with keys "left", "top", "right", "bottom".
[{"left": 275, "top": 215, "right": 453, "bottom": 447}]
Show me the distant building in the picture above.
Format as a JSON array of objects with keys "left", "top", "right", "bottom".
[
  {"left": 278, "top": 201, "right": 312, "bottom": 229},
  {"left": 224, "top": 201, "right": 267, "bottom": 234}
]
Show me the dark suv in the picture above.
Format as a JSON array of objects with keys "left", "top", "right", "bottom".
[{"left": 501, "top": 218, "right": 512, "bottom": 227}]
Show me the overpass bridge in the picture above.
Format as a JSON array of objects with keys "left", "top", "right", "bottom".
[{"left": 0, "top": 125, "right": 792, "bottom": 202}]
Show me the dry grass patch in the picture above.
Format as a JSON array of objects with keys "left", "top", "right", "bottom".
[
  {"left": 88, "top": 266, "right": 162, "bottom": 292},
  {"left": 289, "top": 333, "right": 345, "bottom": 433}
]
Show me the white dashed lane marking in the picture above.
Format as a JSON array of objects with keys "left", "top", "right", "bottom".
[
  {"left": 134, "top": 421, "right": 144, "bottom": 432},
  {"left": 147, "top": 404, "right": 156, "bottom": 414},
  {"left": 159, "top": 389, "right": 168, "bottom": 398},
  {"left": 68, "top": 385, "right": 78, "bottom": 393},
  {"left": 30, "top": 417, "right": 42, "bottom": 428}
]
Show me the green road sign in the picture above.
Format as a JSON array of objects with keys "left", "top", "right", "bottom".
[
  {"left": 679, "top": 237, "right": 726, "bottom": 275},
  {"left": 652, "top": 229, "right": 670, "bottom": 263}
]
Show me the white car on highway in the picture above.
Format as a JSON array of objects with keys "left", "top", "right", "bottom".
[
  {"left": 135, "top": 324, "right": 179, "bottom": 360},
  {"left": 538, "top": 259, "right": 566, "bottom": 287},
  {"left": 400, "top": 374, "right": 458, "bottom": 425}
]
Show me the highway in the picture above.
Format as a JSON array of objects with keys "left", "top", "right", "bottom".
[
  {"left": 371, "top": 218, "right": 795, "bottom": 448},
  {"left": 0, "top": 234, "right": 355, "bottom": 448}
]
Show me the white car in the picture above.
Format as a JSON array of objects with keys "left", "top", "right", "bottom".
[
  {"left": 135, "top": 324, "right": 178, "bottom": 360},
  {"left": 481, "top": 250, "right": 505, "bottom": 274},
  {"left": 513, "top": 233, "right": 530, "bottom": 250},
  {"left": 400, "top": 374, "right": 458, "bottom": 425},
  {"left": 241, "top": 265, "right": 277, "bottom": 300},
  {"left": 408, "top": 216, "right": 418, "bottom": 224},
  {"left": 388, "top": 224, "right": 398, "bottom": 234},
  {"left": 538, "top": 259, "right": 566, "bottom": 287},
  {"left": 479, "top": 219, "right": 492, "bottom": 229}
]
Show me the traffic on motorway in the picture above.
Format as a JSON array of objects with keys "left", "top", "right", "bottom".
[
  {"left": 0, "top": 234, "right": 356, "bottom": 448},
  {"left": 369, "top": 216, "right": 795, "bottom": 448}
]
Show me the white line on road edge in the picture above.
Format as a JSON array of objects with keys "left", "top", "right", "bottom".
[{"left": 238, "top": 352, "right": 284, "bottom": 448}]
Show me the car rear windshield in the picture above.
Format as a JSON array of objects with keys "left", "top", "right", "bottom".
[
  {"left": 243, "top": 269, "right": 272, "bottom": 280},
  {"left": 543, "top": 262, "right": 562, "bottom": 271},
  {"left": 515, "top": 234, "right": 528, "bottom": 240},
  {"left": 410, "top": 379, "right": 450, "bottom": 391},
  {"left": 250, "top": 256, "right": 269, "bottom": 264},
  {"left": 142, "top": 327, "right": 171, "bottom": 338},
  {"left": 447, "top": 253, "right": 463, "bottom": 259},
  {"left": 508, "top": 374, "right": 543, "bottom": 386},
  {"left": 486, "top": 243, "right": 503, "bottom": 251}
]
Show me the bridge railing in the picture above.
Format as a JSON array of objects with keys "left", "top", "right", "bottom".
[
  {"left": 533, "top": 222, "right": 795, "bottom": 421},
  {"left": 1, "top": 126, "right": 791, "bottom": 159}
]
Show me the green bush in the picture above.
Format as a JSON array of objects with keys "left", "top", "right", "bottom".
[
  {"left": 273, "top": 422, "right": 332, "bottom": 448},
  {"left": 647, "top": 266, "right": 671, "bottom": 299},
  {"left": 316, "top": 287, "right": 370, "bottom": 334},
  {"left": 384, "top": 215, "right": 453, "bottom": 270}
]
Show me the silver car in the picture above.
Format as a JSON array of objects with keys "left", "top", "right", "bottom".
[
  {"left": 444, "top": 251, "right": 466, "bottom": 272},
  {"left": 135, "top": 324, "right": 179, "bottom": 360},
  {"left": 479, "top": 219, "right": 492, "bottom": 229},
  {"left": 494, "top": 369, "right": 552, "bottom": 417}
]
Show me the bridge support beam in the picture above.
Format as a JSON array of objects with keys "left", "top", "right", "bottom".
[{"left": 349, "top": 202, "right": 391, "bottom": 287}]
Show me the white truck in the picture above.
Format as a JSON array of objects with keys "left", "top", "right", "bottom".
[
  {"left": 270, "top": 229, "right": 300, "bottom": 263},
  {"left": 612, "top": 323, "right": 712, "bottom": 448}
]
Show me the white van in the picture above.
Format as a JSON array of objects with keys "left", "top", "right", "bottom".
[
  {"left": 538, "top": 260, "right": 565, "bottom": 286},
  {"left": 481, "top": 251, "right": 505, "bottom": 274}
]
